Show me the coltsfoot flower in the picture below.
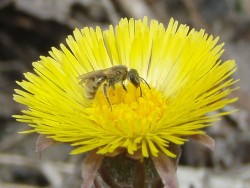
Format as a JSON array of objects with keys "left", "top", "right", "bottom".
[{"left": 13, "top": 17, "right": 238, "bottom": 188}]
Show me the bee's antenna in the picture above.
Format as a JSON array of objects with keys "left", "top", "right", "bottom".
[{"left": 139, "top": 77, "right": 151, "bottom": 89}]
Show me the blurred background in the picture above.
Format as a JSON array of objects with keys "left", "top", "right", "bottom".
[{"left": 0, "top": 0, "right": 250, "bottom": 187}]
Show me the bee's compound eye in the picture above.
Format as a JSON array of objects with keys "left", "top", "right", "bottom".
[{"left": 130, "top": 75, "right": 140, "bottom": 87}]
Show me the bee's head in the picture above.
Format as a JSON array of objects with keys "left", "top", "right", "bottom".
[
  {"left": 127, "top": 69, "right": 151, "bottom": 97},
  {"left": 127, "top": 69, "right": 140, "bottom": 87}
]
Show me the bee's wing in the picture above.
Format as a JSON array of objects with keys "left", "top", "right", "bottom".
[{"left": 78, "top": 70, "right": 106, "bottom": 84}]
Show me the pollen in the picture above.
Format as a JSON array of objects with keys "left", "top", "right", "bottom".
[
  {"left": 93, "top": 84, "right": 166, "bottom": 120},
  {"left": 86, "top": 83, "right": 169, "bottom": 157}
]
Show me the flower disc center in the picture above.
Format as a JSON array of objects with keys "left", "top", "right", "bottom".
[
  {"left": 85, "top": 83, "right": 169, "bottom": 156},
  {"left": 91, "top": 83, "right": 167, "bottom": 134}
]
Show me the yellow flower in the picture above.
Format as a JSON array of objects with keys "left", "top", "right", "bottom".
[{"left": 13, "top": 17, "right": 237, "bottom": 160}]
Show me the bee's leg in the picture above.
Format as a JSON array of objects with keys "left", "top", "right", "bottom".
[
  {"left": 121, "top": 81, "right": 127, "bottom": 92},
  {"left": 109, "top": 79, "right": 116, "bottom": 90},
  {"left": 139, "top": 86, "right": 142, "bottom": 97},
  {"left": 103, "top": 83, "right": 112, "bottom": 110}
]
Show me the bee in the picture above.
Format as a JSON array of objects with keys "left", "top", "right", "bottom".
[{"left": 78, "top": 65, "right": 150, "bottom": 108}]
